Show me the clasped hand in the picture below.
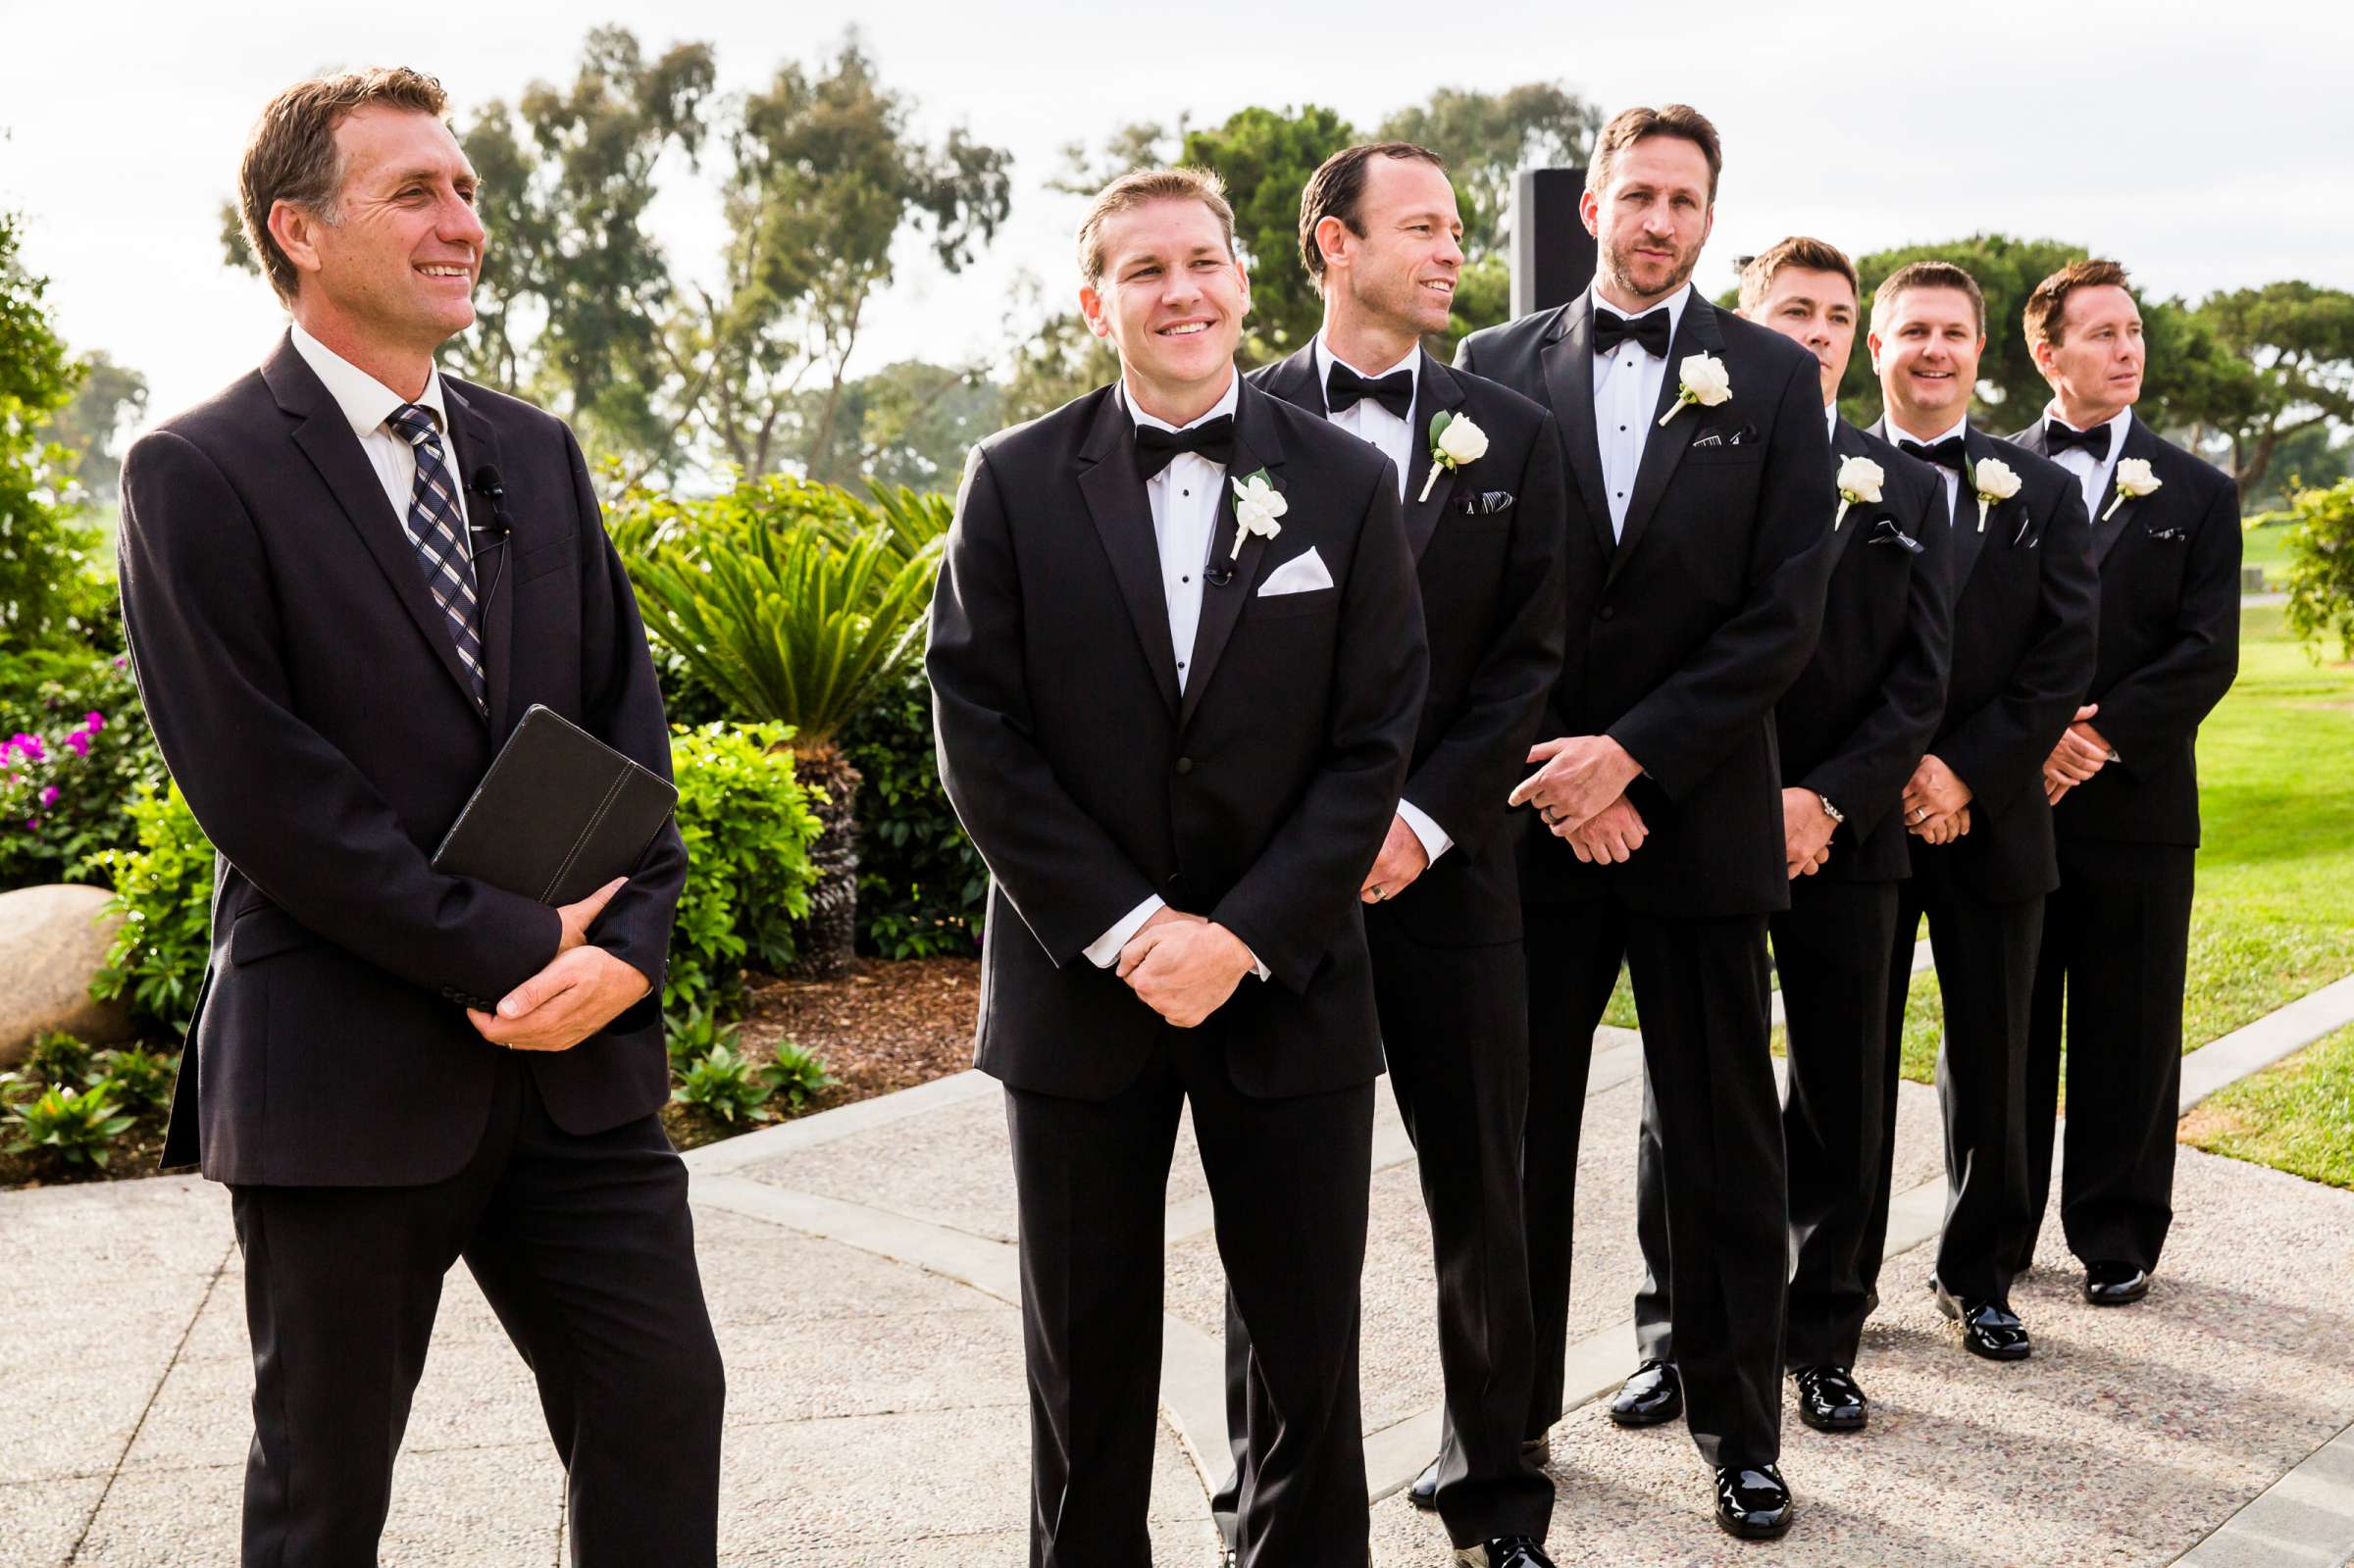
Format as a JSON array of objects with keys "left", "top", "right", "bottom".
[
  {"left": 1117, "top": 907, "right": 1254, "bottom": 1029},
  {"left": 1360, "top": 814, "right": 1430, "bottom": 903},
  {"left": 1508, "top": 734, "right": 1644, "bottom": 837},
  {"left": 2043, "top": 704, "right": 2110, "bottom": 804},
  {"left": 1782, "top": 788, "right": 1835, "bottom": 879},
  {"left": 468, "top": 877, "right": 652, "bottom": 1051}
]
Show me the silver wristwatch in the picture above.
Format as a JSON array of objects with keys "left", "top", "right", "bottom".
[{"left": 1817, "top": 793, "right": 1846, "bottom": 826}]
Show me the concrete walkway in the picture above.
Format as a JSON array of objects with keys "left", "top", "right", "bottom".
[{"left": 7, "top": 972, "right": 2354, "bottom": 1567}]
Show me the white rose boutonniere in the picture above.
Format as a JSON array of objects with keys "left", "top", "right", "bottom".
[
  {"left": 1658, "top": 353, "right": 1731, "bottom": 427},
  {"left": 1834, "top": 455, "right": 1886, "bottom": 531},
  {"left": 1420, "top": 411, "right": 1490, "bottom": 502},
  {"left": 1970, "top": 456, "right": 2022, "bottom": 532},
  {"left": 2105, "top": 458, "right": 2163, "bottom": 520},
  {"left": 1228, "top": 468, "right": 1287, "bottom": 562}
]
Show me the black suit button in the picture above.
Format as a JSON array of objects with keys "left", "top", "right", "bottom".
[
  {"left": 1598, "top": 606, "right": 1616, "bottom": 622},
  {"left": 1165, "top": 873, "right": 1187, "bottom": 895},
  {"left": 1174, "top": 757, "right": 1195, "bottom": 776}
]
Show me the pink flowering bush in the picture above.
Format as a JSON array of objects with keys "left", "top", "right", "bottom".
[{"left": 0, "top": 651, "right": 166, "bottom": 887}]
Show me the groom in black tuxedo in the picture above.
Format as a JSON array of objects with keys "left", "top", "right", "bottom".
[
  {"left": 2009, "top": 261, "right": 2241, "bottom": 1307},
  {"left": 1865, "top": 262, "right": 2098, "bottom": 1363},
  {"left": 1455, "top": 104, "right": 1838, "bottom": 1540},
  {"left": 1625, "top": 235, "right": 1954, "bottom": 1439},
  {"left": 927, "top": 167, "right": 1426, "bottom": 1567},
  {"left": 1225, "top": 141, "right": 1565, "bottom": 1568},
  {"left": 118, "top": 70, "right": 719, "bottom": 1566}
]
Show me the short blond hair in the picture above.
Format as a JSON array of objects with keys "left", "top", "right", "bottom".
[
  {"left": 1075, "top": 167, "right": 1237, "bottom": 287},
  {"left": 1738, "top": 236, "right": 1859, "bottom": 313},
  {"left": 239, "top": 67, "right": 451, "bottom": 305},
  {"left": 1871, "top": 260, "right": 1986, "bottom": 337}
]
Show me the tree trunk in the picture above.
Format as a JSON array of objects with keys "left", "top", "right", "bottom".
[{"left": 783, "top": 740, "right": 861, "bottom": 980}]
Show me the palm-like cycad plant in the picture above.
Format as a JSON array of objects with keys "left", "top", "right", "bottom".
[{"left": 623, "top": 477, "right": 946, "bottom": 977}]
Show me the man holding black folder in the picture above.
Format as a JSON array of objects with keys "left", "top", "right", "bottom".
[{"left": 117, "top": 69, "right": 722, "bottom": 1566}]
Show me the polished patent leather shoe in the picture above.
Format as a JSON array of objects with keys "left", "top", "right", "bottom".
[
  {"left": 1714, "top": 1464, "right": 1793, "bottom": 1540},
  {"left": 1930, "top": 1277, "right": 2031, "bottom": 1360},
  {"left": 1608, "top": 1359, "right": 1683, "bottom": 1427},
  {"left": 1408, "top": 1435, "right": 1552, "bottom": 1511},
  {"left": 1456, "top": 1538, "right": 1556, "bottom": 1567},
  {"left": 2084, "top": 1261, "right": 2151, "bottom": 1305},
  {"left": 1792, "top": 1364, "right": 1868, "bottom": 1432}
]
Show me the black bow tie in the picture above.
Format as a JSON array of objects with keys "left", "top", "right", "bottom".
[
  {"left": 1325, "top": 363, "right": 1414, "bottom": 421},
  {"left": 1899, "top": 434, "right": 1969, "bottom": 475},
  {"left": 1593, "top": 307, "right": 1671, "bottom": 358},
  {"left": 2043, "top": 420, "right": 2113, "bottom": 461},
  {"left": 1133, "top": 416, "right": 1236, "bottom": 481}
]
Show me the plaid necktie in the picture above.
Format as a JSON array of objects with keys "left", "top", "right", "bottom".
[{"left": 385, "top": 403, "right": 486, "bottom": 711}]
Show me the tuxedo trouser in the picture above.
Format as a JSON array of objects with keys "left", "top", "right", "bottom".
[
  {"left": 1633, "top": 878, "right": 1901, "bottom": 1374},
  {"left": 1898, "top": 876, "right": 2044, "bottom": 1302},
  {"left": 1004, "top": 1030, "right": 1374, "bottom": 1568},
  {"left": 2020, "top": 839, "right": 2196, "bottom": 1275},
  {"left": 1522, "top": 898, "right": 1785, "bottom": 1471},
  {"left": 1210, "top": 915, "right": 1552, "bottom": 1549},
  {"left": 230, "top": 1053, "right": 724, "bottom": 1568}
]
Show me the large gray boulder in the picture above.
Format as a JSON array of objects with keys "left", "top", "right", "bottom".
[{"left": 0, "top": 884, "right": 138, "bottom": 1067}]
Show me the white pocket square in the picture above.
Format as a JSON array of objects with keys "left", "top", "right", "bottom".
[{"left": 1257, "top": 545, "right": 1334, "bottom": 596}]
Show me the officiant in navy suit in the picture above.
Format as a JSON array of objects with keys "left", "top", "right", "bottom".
[
  {"left": 117, "top": 69, "right": 720, "bottom": 1567},
  {"left": 927, "top": 167, "right": 1425, "bottom": 1566}
]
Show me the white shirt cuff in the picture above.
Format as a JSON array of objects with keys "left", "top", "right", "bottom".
[
  {"left": 1085, "top": 895, "right": 1164, "bottom": 969},
  {"left": 1397, "top": 799, "right": 1455, "bottom": 865}
]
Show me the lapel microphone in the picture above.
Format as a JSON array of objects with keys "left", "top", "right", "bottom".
[{"left": 466, "top": 464, "right": 515, "bottom": 605}]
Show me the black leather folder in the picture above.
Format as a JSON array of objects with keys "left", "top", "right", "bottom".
[{"left": 431, "top": 705, "right": 678, "bottom": 906}]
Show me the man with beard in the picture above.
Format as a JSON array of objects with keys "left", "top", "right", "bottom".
[
  {"left": 928, "top": 167, "right": 1425, "bottom": 1567},
  {"left": 2008, "top": 260, "right": 2241, "bottom": 1308},
  {"left": 1621, "top": 236, "right": 1953, "bottom": 1440},
  {"left": 1223, "top": 141, "right": 1566, "bottom": 1568},
  {"left": 1865, "top": 262, "right": 2098, "bottom": 1363},
  {"left": 1456, "top": 105, "right": 1837, "bottom": 1540}
]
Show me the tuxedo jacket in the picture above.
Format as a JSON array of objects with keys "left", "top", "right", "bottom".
[
  {"left": 1456, "top": 291, "right": 1838, "bottom": 918},
  {"left": 926, "top": 378, "right": 1426, "bottom": 1101},
  {"left": 1247, "top": 345, "right": 1566, "bottom": 946},
  {"left": 2007, "top": 413, "right": 2240, "bottom": 846},
  {"left": 1868, "top": 420, "right": 2099, "bottom": 902},
  {"left": 1777, "top": 421, "right": 1955, "bottom": 883},
  {"left": 120, "top": 333, "right": 686, "bottom": 1188}
]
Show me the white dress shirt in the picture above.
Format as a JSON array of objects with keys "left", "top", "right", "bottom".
[
  {"left": 1886, "top": 412, "right": 1970, "bottom": 521},
  {"left": 288, "top": 321, "right": 473, "bottom": 540},
  {"left": 1084, "top": 374, "right": 1267, "bottom": 979},
  {"left": 1308, "top": 334, "right": 1453, "bottom": 868},
  {"left": 1589, "top": 282, "right": 1693, "bottom": 540},
  {"left": 2042, "top": 403, "right": 2131, "bottom": 519},
  {"left": 1825, "top": 401, "right": 1840, "bottom": 442}
]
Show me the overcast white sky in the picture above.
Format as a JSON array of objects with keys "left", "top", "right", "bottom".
[{"left": 4, "top": 0, "right": 2350, "bottom": 436}]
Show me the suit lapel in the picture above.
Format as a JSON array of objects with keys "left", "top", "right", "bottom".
[
  {"left": 1076, "top": 391, "right": 1182, "bottom": 719},
  {"left": 1877, "top": 414, "right": 1987, "bottom": 583},
  {"left": 1179, "top": 380, "right": 1285, "bottom": 732},
  {"left": 2093, "top": 413, "right": 2159, "bottom": 565},
  {"left": 262, "top": 335, "right": 487, "bottom": 722},
  {"left": 1611, "top": 293, "right": 1720, "bottom": 585},
  {"left": 1261, "top": 343, "right": 1327, "bottom": 417},
  {"left": 443, "top": 382, "right": 513, "bottom": 737},
  {"left": 1403, "top": 353, "right": 1468, "bottom": 560},
  {"left": 1826, "top": 418, "right": 1875, "bottom": 567},
  {"left": 1537, "top": 297, "right": 1615, "bottom": 563}
]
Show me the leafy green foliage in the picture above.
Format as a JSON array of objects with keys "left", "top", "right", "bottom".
[
  {"left": 762, "top": 1038, "right": 831, "bottom": 1113},
  {"left": 2194, "top": 281, "right": 2354, "bottom": 493},
  {"left": 670, "top": 1042, "right": 777, "bottom": 1124},
  {"left": 0, "top": 211, "right": 99, "bottom": 651},
  {"left": 841, "top": 667, "right": 985, "bottom": 958},
  {"left": 0, "top": 650, "right": 166, "bottom": 885},
  {"left": 35, "top": 351, "right": 147, "bottom": 503},
  {"left": 88, "top": 1044, "right": 178, "bottom": 1116},
  {"left": 665, "top": 721, "right": 825, "bottom": 1019},
  {"left": 24, "top": 1030, "right": 91, "bottom": 1087},
  {"left": 1181, "top": 104, "right": 1358, "bottom": 361},
  {"left": 5, "top": 1081, "right": 133, "bottom": 1166},
  {"left": 86, "top": 784, "right": 215, "bottom": 1033},
  {"left": 2281, "top": 478, "right": 2354, "bottom": 660}
]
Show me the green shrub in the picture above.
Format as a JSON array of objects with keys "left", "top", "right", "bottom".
[
  {"left": 2284, "top": 477, "right": 2354, "bottom": 661},
  {"left": 670, "top": 1043, "right": 776, "bottom": 1125},
  {"left": 86, "top": 783, "right": 214, "bottom": 1033},
  {"left": 841, "top": 667, "right": 986, "bottom": 958},
  {"left": 0, "top": 649, "right": 164, "bottom": 886},
  {"left": 89, "top": 1044, "right": 178, "bottom": 1115},
  {"left": 763, "top": 1038, "right": 831, "bottom": 1113},
  {"left": 665, "top": 721, "right": 825, "bottom": 1020},
  {"left": 5, "top": 1081, "right": 133, "bottom": 1166},
  {"left": 24, "top": 1029, "right": 92, "bottom": 1087},
  {"left": 661, "top": 1002, "right": 741, "bottom": 1066}
]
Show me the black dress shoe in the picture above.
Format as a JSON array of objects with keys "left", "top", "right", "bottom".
[
  {"left": 2084, "top": 1261, "right": 2151, "bottom": 1305},
  {"left": 1457, "top": 1538, "right": 1556, "bottom": 1567},
  {"left": 1608, "top": 1359, "right": 1683, "bottom": 1427},
  {"left": 1714, "top": 1464, "right": 1793, "bottom": 1540},
  {"left": 1930, "top": 1277, "right": 2031, "bottom": 1360},
  {"left": 1409, "top": 1435, "right": 1553, "bottom": 1512},
  {"left": 1792, "top": 1364, "right": 1868, "bottom": 1432}
]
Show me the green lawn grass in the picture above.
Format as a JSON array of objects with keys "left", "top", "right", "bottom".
[
  {"left": 2180, "top": 1024, "right": 2354, "bottom": 1189},
  {"left": 2238, "top": 519, "right": 2297, "bottom": 588}
]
